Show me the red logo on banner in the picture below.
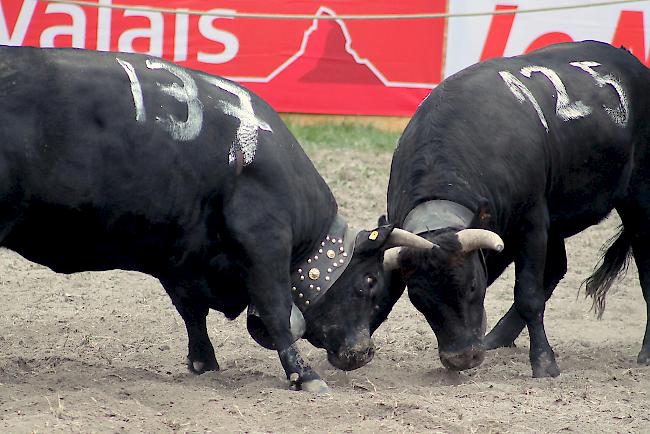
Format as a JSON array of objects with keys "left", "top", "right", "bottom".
[
  {"left": 479, "top": 3, "right": 650, "bottom": 67},
  {"left": 240, "top": 7, "right": 436, "bottom": 115}
]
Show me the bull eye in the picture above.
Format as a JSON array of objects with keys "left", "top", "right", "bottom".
[{"left": 365, "top": 275, "right": 377, "bottom": 291}]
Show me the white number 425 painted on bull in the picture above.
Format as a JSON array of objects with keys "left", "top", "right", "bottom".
[{"left": 499, "top": 61, "right": 628, "bottom": 132}]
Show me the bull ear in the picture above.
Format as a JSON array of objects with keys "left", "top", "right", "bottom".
[
  {"left": 460, "top": 200, "right": 504, "bottom": 253},
  {"left": 378, "top": 214, "right": 389, "bottom": 226},
  {"left": 353, "top": 224, "right": 396, "bottom": 255},
  {"left": 470, "top": 199, "right": 492, "bottom": 229}
]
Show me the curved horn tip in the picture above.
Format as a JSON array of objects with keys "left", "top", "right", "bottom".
[
  {"left": 457, "top": 229, "right": 504, "bottom": 253},
  {"left": 388, "top": 228, "right": 434, "bottom": 249},
  {"left": 383, "top": 247, "right": 402, "bottom": 271}
]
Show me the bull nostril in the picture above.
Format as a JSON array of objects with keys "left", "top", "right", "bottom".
[
  {"left": 440, "top": 347, "right": 486, "bottom": 371},
  {"left": 328, "top": 342, "right": 375, "bottom": 371}
]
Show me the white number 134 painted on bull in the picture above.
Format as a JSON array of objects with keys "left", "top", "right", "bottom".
[{"left": 499, "top": 61, "right": 628, "bottom": 132}]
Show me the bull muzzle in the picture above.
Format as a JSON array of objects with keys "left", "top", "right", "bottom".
[
  {"left": 439, "top": 309, "right": 488, "bottom": 371},
  {"left": 439, "top": 345, "right": 486, "bottom": 371},
  {"left": 327, "top": 337, "right": 375, "bottom": 371},
  {"left": 246, "top": 303, "right": 305, "bottom": 350}
]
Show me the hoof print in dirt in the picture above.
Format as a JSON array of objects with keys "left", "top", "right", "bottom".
[{"left": 300, "top": 379, "right": 331, "bottom": 394}]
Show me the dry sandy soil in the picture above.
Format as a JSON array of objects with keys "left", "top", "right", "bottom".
[{"left": 1, "top": 148, "right": 648, "bottom": 433}]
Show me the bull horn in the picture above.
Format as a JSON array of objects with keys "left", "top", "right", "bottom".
[
  {"left": 456, "top": 229, "right": 504, "bottom": 253},
  {"left": 247, "top": 303, "right": 306, "bottom": 350},
  {"left": 387, "top": 228, "right": 435, "bottom": 249},
  {"left": 383, "top": 247, "right": 402, "bottom": 271}
]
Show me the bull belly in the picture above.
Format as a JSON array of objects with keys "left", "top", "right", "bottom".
[
  {"left": 2, "top": 231, "right": 161, "bottom": 274},
  {"left": 0, "top": 209, "right": 177, "bottom": 274},
  {"left": 548, "top": 201, "right": 615, "bottom": 239}
]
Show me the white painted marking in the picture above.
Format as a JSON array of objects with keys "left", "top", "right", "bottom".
[
  {"left": 570, "top": 61, "right": 628, "bottom": 127},
  {"left": 520, "top": 65, "right": 591, "bottom": 121},
  {"left": 201, "top": 74, "right": 272, "bottom": 167},
  {"left": 116, "top": 58, "right": 146, "bottom": 123},
  {"left": 145, "top": 59, "right": 203, "bottom": 141},
  {"left": 499, "top": 71, "right": 548, "bottom": 132}
]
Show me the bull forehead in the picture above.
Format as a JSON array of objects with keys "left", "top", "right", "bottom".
[{"left": 408, "top": 253, "right": 483, "bottom": 298}]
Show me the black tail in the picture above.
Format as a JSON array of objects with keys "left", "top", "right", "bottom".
[{"left": 583, "top": 225, "right": 632, "bottom": 318}]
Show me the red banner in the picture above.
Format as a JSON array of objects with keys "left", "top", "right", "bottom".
[
  {"left": 5, "top": 1, "right": 650, "bottom": 117},
  {"left": 2, "top": 0, "right": 446, "bottom": 116}
]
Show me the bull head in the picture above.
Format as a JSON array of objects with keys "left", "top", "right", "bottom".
[
  {"left": 381, "top": 225, "right": 503, "bottom": 372},
  {"left": 246, "top": 217, "right": 435, "bottom": 371}
]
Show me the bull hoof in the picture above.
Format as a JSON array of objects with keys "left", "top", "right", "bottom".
[
  {"left": 531, "top": 353, "right": 560, "bottom": 378},
  {"left": 637, "top": 350, "right": 650, "bottom": 365},
  {"left": 289, "top": 373, "right": 330, "bottom": 394},
  {"left": 187, "top": 357, "right": 219, "bottom": 374}
]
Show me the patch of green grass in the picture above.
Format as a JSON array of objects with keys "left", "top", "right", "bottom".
[{"left": 284, "top": 119, "right": 401, "bottom": 153}]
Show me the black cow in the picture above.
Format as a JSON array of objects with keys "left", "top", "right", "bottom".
[
  {"left": 0, "top": 45, "right": 431, "bottom": 392},
  {"left": 377, "top": 41, "right": 650, "bottom": 377}
]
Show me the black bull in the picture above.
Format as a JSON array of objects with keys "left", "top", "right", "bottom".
[
  {"left": 0, "top": 45, "right": 431, "bottom": 393},
  {"left": 377, "top": 41, "right": 650, "bottom": 377}
]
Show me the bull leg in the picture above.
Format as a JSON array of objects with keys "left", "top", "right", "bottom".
[
  {"left": 634, "top": 253, "right": 650, "bottom": 365},
  {"left": 249, "top": 273, "right": 329, "bottom": 392},
  {"left": 161, "top": 282, "right": 219, "bottom": 374},
  {"left": 485, "top": 236, "right": 567, "bottom": 349},
  {"left": 617, "top": 203, "right": 650, "bottom": 365},
  {"left": 620, "top": 233, "right": 650, "bottom": 364},
  {"left": 244, "top": 257, "right": 328, "bottom": 393},
  {"left": 512, "top": 214, "right": 560, "bottom": 378},
  {"left": 228, "top": 222, "right": 328, "bottom": 393}
]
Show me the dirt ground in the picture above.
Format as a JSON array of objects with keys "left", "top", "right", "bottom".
[{"left": 1, "top": 148, "right": 648, "bottom": 433}]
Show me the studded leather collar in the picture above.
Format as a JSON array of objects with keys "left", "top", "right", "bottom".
[{"left": 291, "top": 214, "right": 356, "bottom": 312}]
